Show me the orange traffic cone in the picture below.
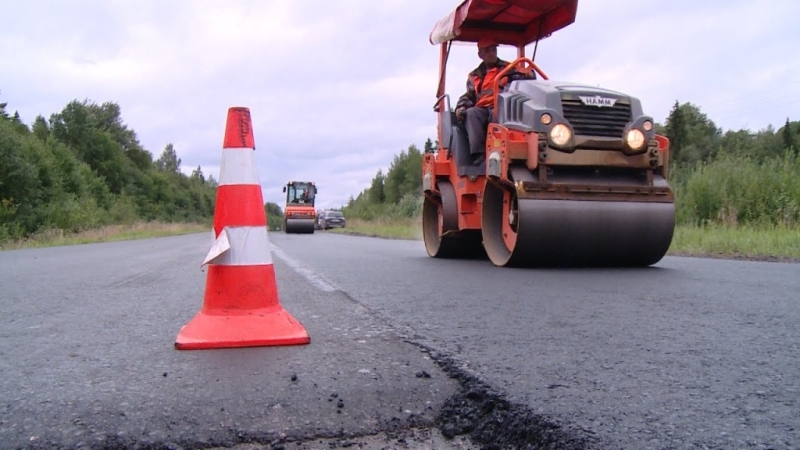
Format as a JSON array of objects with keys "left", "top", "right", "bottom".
[{"left": 175, "top": 106, "right": 310, "bottom": 350}]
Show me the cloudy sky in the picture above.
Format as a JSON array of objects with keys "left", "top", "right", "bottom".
[{"left": 2, "top": 0, "right": 799, "bottom": 210}]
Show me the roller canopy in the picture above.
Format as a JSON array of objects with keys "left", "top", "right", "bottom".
[{"left": 429, "top": 0, "right": 578, "bottom": 46}]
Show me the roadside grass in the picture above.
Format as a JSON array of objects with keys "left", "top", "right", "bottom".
[
  {"left": 5, "top": 218, "right": 798, "bottom": 263},
  {"left": 0, "top": 221, "right": 210, "bottom": 251},
  {"left": 327, "top": 217, "right": 423, "bottom": 240},
  {"left": 671, "top": 223, "right": 800, "bottom": 261},
  {"left": 327, "top": 218, "right": 800, "bottom": 262}
]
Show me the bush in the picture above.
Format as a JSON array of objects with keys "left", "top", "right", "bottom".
[{"left": 672, "top": 150, "right": 800, "bottom": 226}]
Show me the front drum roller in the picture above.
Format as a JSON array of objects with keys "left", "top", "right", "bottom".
[
  {"left": 423, "top": 181, "right": 486, "bottom": 259},
  {"left": 285, "top": 218, "right": 316, "bottom": 234},
  {"left": 481, "top": 172, "right": 675, "bottom": 267}
]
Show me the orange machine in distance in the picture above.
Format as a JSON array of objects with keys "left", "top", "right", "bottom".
[{"left": 282, "top": 181, "right": 317, "bottom": 234}]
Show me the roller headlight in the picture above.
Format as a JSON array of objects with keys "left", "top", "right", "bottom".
[
  {"left": 550, "top": 123, "right": 571, "bottom": 146},
  {"left": 626, "top": 129, "right": 645, "bottom": 150}
]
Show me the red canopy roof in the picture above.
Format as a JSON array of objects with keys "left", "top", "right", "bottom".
[{"left": 429, "top": 0, "right": 578, "bottom": 46}]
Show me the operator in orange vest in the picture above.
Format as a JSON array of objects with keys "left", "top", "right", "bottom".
[{"left": 455, "top": 37, "right": 534, "bottom": 166}]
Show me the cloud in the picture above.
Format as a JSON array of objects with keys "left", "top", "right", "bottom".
[
  {"left": 546, "top": 0, "right": 800, "bottom": 132},
  {"left": 2, "top": 0, "right": 800, "bottom": 211}
]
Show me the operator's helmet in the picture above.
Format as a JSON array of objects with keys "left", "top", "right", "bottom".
[{"left": 477, "top": 37, "right": 498, "bottom": 50}]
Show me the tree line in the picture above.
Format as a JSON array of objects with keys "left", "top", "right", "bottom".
[
  {"left": 0, "top": 94, "right": 220, "bottom": 241},
  {"left": 3, "top": 90, "right": 798, "bottom": 244},
  {"left": 662, "top": 102, "right": 799, "bottom": 226},
  {"left": 340, "top": 139, "right": 430, "bottom": 220}
]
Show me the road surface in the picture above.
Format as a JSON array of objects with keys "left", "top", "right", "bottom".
[{"left": 1, "top": 231, "right": 798, "bottom": 449}]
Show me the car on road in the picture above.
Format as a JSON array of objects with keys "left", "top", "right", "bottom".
[{"left": 317, "top": 210, "right": 346, "bottom": 230}]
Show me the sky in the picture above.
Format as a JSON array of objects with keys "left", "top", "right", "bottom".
[{"left": 2, "top": 0, "right": 799, "bottom": 211}]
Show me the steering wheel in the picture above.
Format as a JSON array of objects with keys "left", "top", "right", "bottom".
[
  {"left": 515, "top": 59, "right": 535, "bottom": 78},
  {"left": 513, "top": 57, "right": 548, "bottom": 80},
  {"left": 491, "top": 57, "right": 549, "bottom": 116}
]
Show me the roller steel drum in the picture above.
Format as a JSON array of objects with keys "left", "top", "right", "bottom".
[
  {"left": 285, "top": 218, "right": 316, "bottom": 234},
  {"left": 423, "top": 181, "right": 487, "bottom": 260},
  {"left": 482, "top": 182, "right": 675, "bottom": 267}
]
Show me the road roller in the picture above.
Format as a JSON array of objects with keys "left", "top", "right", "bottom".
[
  {"left": 422, "top": 0, "right": 675, "bottom": 267},
  {"left": 282, "top": 181, "right": 317, "bottom": 234}
]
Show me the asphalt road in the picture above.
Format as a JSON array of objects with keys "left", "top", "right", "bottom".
[
  {"left": 270, "top": 231, "right": 800, "bottom": 450},
  {"left": 1, "top": 231, "right": 799, "bottom": 449},
  {"left": 0, "top": 234, "right": 474, "bottom": 450}
]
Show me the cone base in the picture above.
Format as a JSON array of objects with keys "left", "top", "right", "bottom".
[{"left": 175, "top": 308, "right": 310, "bottom": 350}]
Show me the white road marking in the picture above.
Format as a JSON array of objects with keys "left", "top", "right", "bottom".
[{"left": 270, "top": 244, "right": 338, "bottom": 292}]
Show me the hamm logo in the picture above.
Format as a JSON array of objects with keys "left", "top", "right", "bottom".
[{"left": 579, "top": 95, "right": 618, "bottom": 107}]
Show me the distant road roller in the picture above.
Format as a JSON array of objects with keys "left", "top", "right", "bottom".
[
  {"left": 282, "top": 181, "right": 317, "bottom": 234},
  {"left": 422, "top": 0, "right": 675, "bottom": 267}
]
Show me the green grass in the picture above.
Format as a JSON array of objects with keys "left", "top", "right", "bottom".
[
  {"left": 671, "top": 223, "right": 800, "bottom": 261},
  {"left": 327, "top": 218, "right": 423, "bottom": 240},
  {"left": 0, "top": 221, "right": 210, "bottom": 251},
  {"left": 6, "top": 217, "right": 798, "bottom": 263},
  {"left": 331, "top": 218, "right": 800, "bottom": 262}
]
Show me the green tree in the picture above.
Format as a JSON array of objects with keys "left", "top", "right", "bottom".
[
  {"left": 206, "top": 174, "right": 218, "bottom": 189},
  {"left": 0, "top": 95, "right": 219, "bottom": 242},
  {"left": 751, "top": 125, "right": 785, "bottom": 160},
  {"left": 49, "top": 100, "right": 139, "bottom": 195},
  {"left": 400, "top": 144, "right": 422, "bottom": 196},
  {"left": 369, "top": 169, "right": 385, "bottom": 203},
  {"left": 50, "top": 99, "right": 93, "bottom": 153},
  {"left": 0, "top": 120, "right": 42, "bottom": 237},
  {"left": 0, "top": 94, "right": 30, "bottom": 135},
  {"left": 155, "top": 143, "right": 181, "bottom": 173},
  {"left": 424, "top": 137, "right": 435, "bottom": 153},
  {"left": 190, "top": 165, "right": 205, "bottom": 184},
  {"left": 265, "top": 202, "right": 283, "bottom": 217},
  {"left": 782, "top": 118, "right": 796, "bottom": 155},
  {"left": 32, "top": 115, "right": 50, "bottom": 141},
  {"left": 383, "top": 155, "right": 403, "bottom": 203},
  {"left": 264, "top": 201, "right": 284, "bottom": 230},
  {"left": 665, "top": 101, "right": 720, "bottom": 165},
  {"left": 665, "top": 100, "right": 687, "bottom": 163},
  {"left": 382, "top": 144, "right": 422, "bottom": 204}
]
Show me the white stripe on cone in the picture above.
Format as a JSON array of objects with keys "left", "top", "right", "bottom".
[
  {"left": 218, "top": 148, "right": 260, "bottom": 186},
  {"left": 202, "top": 226, "right": 273, "bottom": 266}
]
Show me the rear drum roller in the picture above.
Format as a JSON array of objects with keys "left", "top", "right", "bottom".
[{"left": 423, "top": 181, "right": 486, "bottom": 259}]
